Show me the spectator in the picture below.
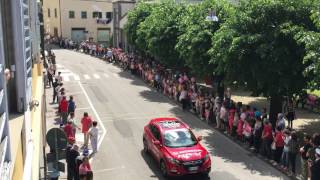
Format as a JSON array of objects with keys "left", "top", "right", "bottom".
[
  {"left": 309, "top": 148, "right": 320, "bottom": 180},
  {"left": 261, "top": 119, "right": 273, "bottom": 159},
  {"left": 56, "top": 71, "right": 63, "bottom": 84},
  {"left": 81, "top": 112, "right": 93, "bottom": 148},
  {"left": 281, "top": 129, "right": 290, "bottom": 170},
  {"left": 79, "top": 157, "right": 92, "bottom": 180},
  {"left": 69, "top": 112, "right": 80, "bottom": 136},
  {"left": 52, "top": 80, "right": 59, "bottom": 103},
  {"left": 64, "top": 121, "right": 74, "bottom": 139},
  {"left": 60, "top": 96, "right": 69, "bottom": 125},
  {"left": 288, "top": 131, "right": 299, "bottom": 175},
  {"left": 179, "top": 86, "right": 188, "bottom": 111},
  {"left": 285, "top": 99, "right": 296, "bottom": 129},
  {"left": 89, "top": 121, "right": 99, "bottom": 153},
  {"left": 274, "top": 126, "right": 284, "bottom": 163},
  {"left": 66, "top": 144, "right": 80, "bottom": 180},
  {"left": 253, "top": 117, "right": 263, "bottom": 153},
  {"left": 76, "top": 149, "right": 90, "bottom": 180},
  {"left": 300, "top": 134, "right": 312, "bottom": 180},
  {"left": 276, "top": 113, "right": 286, "bottom": 131},
  {"left": 68, "top": 95, "right": 76, "bottom": 116},
  {"left": 228, "top": 103, "right": 236, "bottom": 135}
]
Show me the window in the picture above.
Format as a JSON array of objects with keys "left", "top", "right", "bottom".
[
  {"left": 149, "top": 124, "right": 160, "bottom": 140},
  {"left": 81, "top": 11, "right": 87, "bottom": 19},
  {"left": 92, "top": 12, "right": 102, "bottom": 18},
  {"left": 69, "top": 11, "right": 75, "bottom": 19},
  {"left": 106, "top": 12, "right": 112, "bottom": 19},
  {"left": 48, "top": 8, "right": 50, "bottom": 17},
  {"left": 54, "top": 8, "right": 57, "bottom": 18}
]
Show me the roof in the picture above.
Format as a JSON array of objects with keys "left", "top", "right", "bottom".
[{"left": 150, "top": 117, "right": 189, "bottom": 131}]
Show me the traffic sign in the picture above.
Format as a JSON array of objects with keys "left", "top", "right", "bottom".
[{"left": 46, "top": 128, "right": 67, "bottom": 150}]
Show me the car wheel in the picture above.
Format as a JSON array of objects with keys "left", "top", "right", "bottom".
[
  {"left": 160, "top": 160, "right": 168, "bottom": 177},
  {"left": 143, "top": 139, "right": 149, "bottom": 154}
]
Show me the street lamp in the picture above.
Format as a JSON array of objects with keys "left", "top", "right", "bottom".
[{"left": 206, "top": 9, "right": 223, "bottom": 98}]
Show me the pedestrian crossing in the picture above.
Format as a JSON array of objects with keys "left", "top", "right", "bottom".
[{"left": 55, "top": 64, "right": 120, "bottom": 82}]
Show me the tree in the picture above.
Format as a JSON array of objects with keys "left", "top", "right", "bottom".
[
  {"left": 125, "top": 2, "right": 154, "bottom": 53},
  {"left": 209, "top": 0, "right": 318, "bottom": 125},
  {"left": 137, "top": 1, "right": 187, "bottom": 67},
  {"left": 176, "top": 0, "right": 234, "bottom": 78}
]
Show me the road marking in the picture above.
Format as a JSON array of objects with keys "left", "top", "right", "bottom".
[
  {"left": 73, "top": 74, "right": 80, "bottom": 81},
  {"left": 63, "top": 75, "right": 70, "bottom": 81},
  {"left": 75, "top": 107, "right": 91, "bottom": 110},
  {"left": 94, "top": 166, "right": 126, "bottom": 174},
  {"left": 93, "top": 74, "right": 100, "bottom": 79},
  {"left": 103, "top": 73, "right": 109, "bottom": 78},
  {"left": 78, "top": 81, "right": 106, "bottom": 151},
  {"left": 84, "top": 74, "right": 91, "bottom": 79}
]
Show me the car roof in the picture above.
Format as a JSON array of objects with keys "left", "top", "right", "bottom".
[{"left": 150, "top": 117, "right": 189, "bottom": 131}]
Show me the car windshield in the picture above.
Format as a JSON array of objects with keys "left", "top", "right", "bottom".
[{"left": 163, "top": 129, "right": 197, "bottom": 148}]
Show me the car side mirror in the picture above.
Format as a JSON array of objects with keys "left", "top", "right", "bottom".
[
  {"left": 197, "top": 136, "right": 203, "bottom": 141},
  {"left": 153, "top": 140, "right": 161, "bottom": 145}
]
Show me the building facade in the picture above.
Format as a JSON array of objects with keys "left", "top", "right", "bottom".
[
  {"left": 43, "top": 0, "right": 114, "bottom": 44},
  {"left": 112, "top": 0, "right": 135, "bottom": 51},
  {"left": 0, "top": 0, "right": 44, "bottom": 179}
]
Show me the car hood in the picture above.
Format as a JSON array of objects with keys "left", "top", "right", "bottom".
[{"left": 164, "top": 143, "right": 207, "bottom": 161}]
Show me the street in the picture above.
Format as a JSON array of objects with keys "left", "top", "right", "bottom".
[{"left": 52, "top": 49, "right": 289, "bottom": 180}]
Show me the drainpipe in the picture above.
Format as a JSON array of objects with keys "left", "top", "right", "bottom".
[{"left": 59, "top": 0, "right": 62, "bottom": 38}]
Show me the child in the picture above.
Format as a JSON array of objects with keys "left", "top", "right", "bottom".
[{"left": 89, "top": 121, "right": 99, "bottom": 153}]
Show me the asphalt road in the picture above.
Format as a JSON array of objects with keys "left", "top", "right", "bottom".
[{"left": 53, "top": 49, "right": 289, "bottom": 180}]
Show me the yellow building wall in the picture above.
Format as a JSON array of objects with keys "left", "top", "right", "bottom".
[
  {"left": 43, "top": 0, "right": 113, "bottom": 40},
  {"left": 12, "top": 139, "right": 23, "bottom": 180},
  {"left": 43, "top": 0, "right": 61, "bottom": 36},
  {"left": 31, "top": 62, "right": 44, "bottom": 180}
]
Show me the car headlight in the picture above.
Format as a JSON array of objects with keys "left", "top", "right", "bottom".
[
  {"left": 167, "top": 157, "right": 181, "bottom": 165},
  {"left": 204, "top": 153, "right": 210, "bottom": 161}
]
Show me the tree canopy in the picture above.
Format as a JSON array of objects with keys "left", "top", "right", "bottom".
[
  {"left": 125, "top": 0, "right": 320, "bottom": 123},
  {"left": 175, "top": 0, "right": 234, "bottom": 77}
]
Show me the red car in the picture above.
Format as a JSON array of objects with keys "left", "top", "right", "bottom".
[{"left": 143, "top": 117, "right": 211, "bottom": 177}]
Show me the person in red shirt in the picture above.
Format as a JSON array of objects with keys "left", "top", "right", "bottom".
[
  {"left": 60, "top": 96, "right": 68, "bottom": 124},
  {"left": 81, "top": 112, "right": 92, "bottom": 148},
  {"left": 261, "top": 119, "right": 273, "bottom": 159},
  {"left": 79, "top": 157, "right": 92, "bottom": 179},
  {"left": 274, "top": 126, "right": 284, "bottom": 163},
  {"left": 64, "top": 121, "right": 74, "bottom": 139}
]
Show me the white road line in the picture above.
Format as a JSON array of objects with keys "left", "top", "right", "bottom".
[
  {"left": 103, "top": 73, "right": 109, "bottom": 78},
  {"left": 73, "top": 74, "right": 80, "bottom": 81},
  {"left": 84, "top": 74, "right": 91, "bottom": 79},
  {"left": 75, "top": 107, "right": 91, "bottom": 110},
  {"left": 78, "top": 81, "right": 106, "bottom": 150},
  {"left": 63, "top": 75, "right": 70, "bottom": 82},
  {"left": 93, "top": 74, "right": 100, "bottom": 79}
]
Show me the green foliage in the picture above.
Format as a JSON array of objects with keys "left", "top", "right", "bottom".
[
  {"left": 209, "top": 0, "right": 318, "bottom": 97},
  {"left": 125, "top": 2, "right": 154, "bottom": 52},
  {"left": 137, "top": 1, "right": 186, "bottom": 67},
  {"left": 175, "top": 0, "right": 234, "bottom": 77}
]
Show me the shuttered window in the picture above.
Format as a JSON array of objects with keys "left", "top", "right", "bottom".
[{"left": 23, "top": 0, "right": 32, "bottom": 105}]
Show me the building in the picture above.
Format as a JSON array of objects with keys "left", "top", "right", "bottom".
[
  {"left": 0, "top": 0, "right": 44, "bottom": 179},
  {"left": 43, "top": 0, "right": 114, "bottom": 44},
  {"left": 112, "top": 0, "right": 135, "bottom": 51}
]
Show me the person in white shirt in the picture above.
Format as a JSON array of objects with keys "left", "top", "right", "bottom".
[
  {"left": 56, "top": 71, "right": 63, "bottom": 83},
  {"left": 89, "top": 121, "right": 99, "bottom": 153}
]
